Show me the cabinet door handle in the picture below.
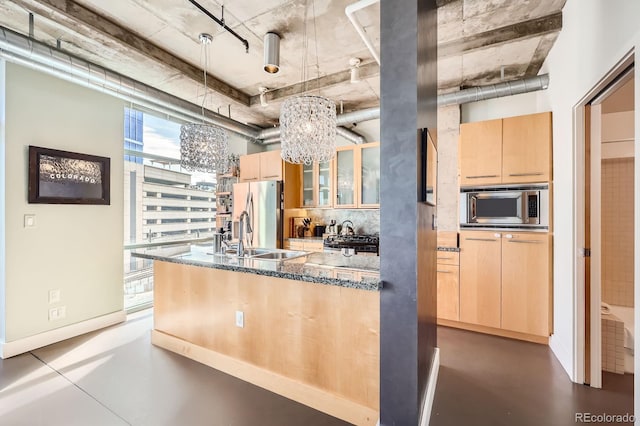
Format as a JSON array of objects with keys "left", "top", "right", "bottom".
[
  {"left": 437, "top": 270, "right": 453, "bottom": 274},
  {"left": 465, "top": 238, "right": 499, "bottom": 242},
  {"left": 263, "top": 174, "right": 280, "bottom": 178},
  {"left": 243, "top": 177, "right": 258, "bottom": 181},
  {"left": 507, "top": 239, "right": 544, "bottom": 244},
  {"left": 437, "top": 256, "right": 453, "bottom": 260},
  {"left": 508, "top": 172, "right": 544, "bottom": 177},
  {"left": 465, "top": 175, "right": 499, "bottom": 179}
]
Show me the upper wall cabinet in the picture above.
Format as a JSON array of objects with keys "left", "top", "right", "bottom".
[
  {"left": 460, "top": 119, "right": 503, "bottom": 186},
  {"left": 239, "top": 150, "right": 283, "bottom": 182},
  {"left": 301, "top": 160, "right": 333, "bottom": 208},
  {"left": 502, "top": 112, "right": 552, "bottom": 184},
  {"left": 334, "top": 142, "right": 380, "bottom": 209},
  {"left": 460, "top": 112, "right": 552, "bottom": 187},
  {"left": 360, "top": 142, "right": 380, "bottom": 207}
]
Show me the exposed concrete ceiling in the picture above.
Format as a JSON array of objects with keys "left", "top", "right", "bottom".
[{"left": 0, "top": 0, "right": 566, "bottom": 129}]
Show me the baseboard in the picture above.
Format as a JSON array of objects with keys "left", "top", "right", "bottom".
[
  {"left": 438, "top": 319, "right": 549, "bottom": 345},
  {"left": 420, "top": 347, "right": 440, "bottom": 426},
  {"left": 0, "top": 310, "right": 126, "bottom": 359},
  {"left": 152, "top": 330, "right": 379, "bottom": 426}
]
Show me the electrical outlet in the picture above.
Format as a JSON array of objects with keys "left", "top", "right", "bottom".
[
  {"left": 235, "top": 310, "right": 244, "bottom": 328},
  {"left": 49, "top": 308, "right": 59, "bottom": 321},
  {"left": 58, "top": 306, "right": 66, "bottom": 319},
  {"left": 49, "top": 289, "right": 61, "bottom": 304}
]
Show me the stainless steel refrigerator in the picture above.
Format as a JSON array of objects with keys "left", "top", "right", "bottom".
[{"left": 232, "top": 180, "right": 283, "bottom": 249}]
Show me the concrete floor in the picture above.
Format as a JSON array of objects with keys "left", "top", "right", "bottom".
[
  {"left": 431, "top": 326, "right": 634, "bottom": 426},
  {"left": 1, "top": 313, "right": 634, "bottom": 426},
  {"left": 0, "top": 310, "right": 348, "bottom": 426}
]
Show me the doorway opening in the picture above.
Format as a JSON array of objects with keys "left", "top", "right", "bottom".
[{"left": 578, "top": 53, "right": 635, "bottom": 394}]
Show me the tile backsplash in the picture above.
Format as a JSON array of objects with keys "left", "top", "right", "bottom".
[
  {"left": 601, "top": 158, "right": 634, "bottom": 307},
  {"left": 305, "top": 208, "right": 380, "bottom": 235}
]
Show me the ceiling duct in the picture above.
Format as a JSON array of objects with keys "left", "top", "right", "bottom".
[{"left": 438, "top": 74, "right": 550, "bottom": 107}]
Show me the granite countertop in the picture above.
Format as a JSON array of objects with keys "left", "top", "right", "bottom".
[{"left": 132, "top": 243, "right": 380, "bottom": 291}]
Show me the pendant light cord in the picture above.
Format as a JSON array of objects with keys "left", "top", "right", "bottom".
[
  {"left": 201, "top": 38, "right": 209, "bottom": 122},
  {"left": 312, "top": 0, "right": 321, "bottom": 94}
]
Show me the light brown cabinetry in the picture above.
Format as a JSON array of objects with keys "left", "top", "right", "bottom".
[
  {"left": 458, "top": 230, "right": 551, "bottom": 341},
  {"left": 437, "top": 263, "right": 459, "bottom": 322},
  {"left": 259, "top": 150, "right": 284, "bottom": 180},
  {"left": 501, "top": 232, "right": 550, "bottom": 336},
  {"left": 460, "top": 112, "right": 552, "bottom": 187},
  {"left": 239, "top": 154, "right": 261, "bottom": 181},
  {"left": 334, "top": 142, "right": 380, "bottom": 209},
  {"left": 301, "top": 161, "right": 333, "bottom": 207},
  {"left": 460, "top": 119, "right": 503, "bottom": 186},
  {"left": 239, "top": 150, "right": 283, "bottom": 182},
  {"left": 459, "top": 231, "right": 502, "bottom": 328},
  {"left": 286, "top": 239, "right": 324, "bottom": 253},
  {"left": 502, "top": 112, "right": 552, "bottom": 184}
]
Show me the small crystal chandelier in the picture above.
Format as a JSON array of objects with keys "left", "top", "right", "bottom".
[
  {"left": 180, "top": 33, "right": 229, "bottom": 173},
  {"left": 280, "top": 0, "right": 337, "bottom": 165}
]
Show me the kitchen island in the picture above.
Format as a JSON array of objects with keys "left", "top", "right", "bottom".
[{"left": 132, "top": 244, "right": 380, "bottom": 425}]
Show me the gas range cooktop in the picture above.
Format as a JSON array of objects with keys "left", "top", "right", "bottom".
[{"left": 324, "top": 234, "right": 379, "bottom": 254}]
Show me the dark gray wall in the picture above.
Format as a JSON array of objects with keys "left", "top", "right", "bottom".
[{"left": 380, "top": 0, "right": 438, "bottom": 424}]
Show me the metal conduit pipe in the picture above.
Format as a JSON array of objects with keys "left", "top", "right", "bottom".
[
  {"left": 260, "top": 126, "right": 366, "bottom": 146},
  {"left": 438, "top": 74, "right": 550, "bottom": 107},
  {"left": 345, "top": 0, "right": 381, "bottom": 65},
  {"left": 0, "top": 26, "right": 262, "bottom": 140},
  {"left": 337, "top": 127, "right": 366, "bottom": 144}
]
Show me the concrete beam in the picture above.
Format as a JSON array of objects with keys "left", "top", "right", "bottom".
[
  {"left": 525, "top": 32, "right": 560, "bottom": 77},
  {"left": 12, "top": 0, "right": 251, "bottom": 106},
  {"left": 439, "top": 11, "right": 563, "bottom": 57},
  {"left": 249, "top": 61, "right": 380, "bottom": 106}
]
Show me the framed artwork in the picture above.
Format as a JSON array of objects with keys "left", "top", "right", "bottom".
[
  {"left": 419, "top": 128, "right": 437, "bottom": 205},
  {"left": 28, "top": 145, "right": 110, "bottom": 205}
]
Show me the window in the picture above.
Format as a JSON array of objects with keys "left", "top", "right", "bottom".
[{"left": 123, "top": 108, "right": 218, "bottom": 311}]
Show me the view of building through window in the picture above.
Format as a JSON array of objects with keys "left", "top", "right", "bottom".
[{"left": 123, "top": 108, "right": 217, "bottom": 310}]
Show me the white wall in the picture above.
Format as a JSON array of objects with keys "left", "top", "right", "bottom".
[
  {"left": 542, "top": 0, "right": 640, "bottom": 385},
  {"left": 0, "top": 60, "right": 6, "bottom": 342},
  {"left": 461, "top": 91, "right": 550, "bottom": 123},
  {"left": 2, "top": 62, "right": 126, "bottom": 345}
]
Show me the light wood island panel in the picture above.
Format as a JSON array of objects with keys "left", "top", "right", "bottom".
[{"left": 153, "top": 261, "right": 380, "bottom": 425}]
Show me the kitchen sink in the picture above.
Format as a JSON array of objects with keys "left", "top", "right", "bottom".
[
  {"left": 221, "top": 247, "right": 309, "bottom": 261},
  {"left": 223, "top": 248, "right": 271, "bottom": 257},
  {"left": 251, "top": 250, "right": 309, "bottom": 261}
]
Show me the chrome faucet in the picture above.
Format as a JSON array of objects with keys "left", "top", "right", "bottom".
[{"left": 237, "top": 210, "right": 252, "bottom": 257}]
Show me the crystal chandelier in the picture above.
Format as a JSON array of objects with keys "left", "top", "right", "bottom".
[
  {"left": 280, "top": 96, "right": 336, "bottom": 164},
  {"left": 280, "top": 0, "right": 337, "bottom": 165},
  {"left": 180, "top": 33, "right": 229, "bottom": 173}
]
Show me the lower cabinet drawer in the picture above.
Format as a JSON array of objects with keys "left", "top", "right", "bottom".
[{"left": 437, "top": 264, "right": 459, "bottom": 321}]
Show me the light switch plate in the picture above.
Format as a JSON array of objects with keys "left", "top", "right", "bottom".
[
  {"left": 235, "top": 311, "right": 244, "bottom": 328},
  {"left": 24, "top": 214, "right": 36, "bottom": 228},
  {"left": 49, "top": 289, "right": 61, "bottom": 304}
]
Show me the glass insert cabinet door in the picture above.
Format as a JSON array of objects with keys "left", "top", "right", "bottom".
[
  {"left": 360, "top": 143, "right": 380, "bottom": 205},
  {"left": 317, "top": 161, "right": 331, "bottom": 207},
  {"left": 335, "top": 149, "right": 355, "bottom": 206},
  {"left": 302, "top": 163, "right": 314, "bottom": 206}
]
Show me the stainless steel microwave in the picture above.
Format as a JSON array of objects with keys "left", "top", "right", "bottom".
[{"left": 460, "top": 184, "right": 549, "bottom": 229}]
